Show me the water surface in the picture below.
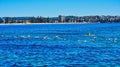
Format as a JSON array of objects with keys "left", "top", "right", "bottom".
[{"left": 0, "top": 23, "right": 120, "bottom": 67}]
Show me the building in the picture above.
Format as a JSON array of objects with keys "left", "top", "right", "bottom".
[{"left": 58, "top": 15, "right": 65, "bottom": 22}]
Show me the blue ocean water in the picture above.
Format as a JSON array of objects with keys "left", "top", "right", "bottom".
[{"left": 0, "top": 23, "right": 120, "bottom": 67}]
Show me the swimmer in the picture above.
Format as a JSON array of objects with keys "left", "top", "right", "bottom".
[
  {"left": 18, "top": 35, "right": 24, "bottom": 38},
  {"left": 108, "top": 38, "right": 117, "bottom": 42},
  {"left": 13, "top": 36, "right": 17, "bottom": 38},
  {"left": 77, "top": 40, "right": 80, "bottom": 42},
  {"left": 43, "top": 36, "right": 47, "bottom": 39},
  {"left": 26, "top": 35, "right": 31, "bottom": 38},
  {"left": 62, "top": 38, "right": 66, "bottom": 40},
  {"left": 55, "top": 35, "right": 59, "bottom": 38},
  {"left": 34, "top": 36, "right": 40, "bottom": 38},
  {"left": 84, "top": 32, "right": 95, "bottom": 36},
  {"left": 88, "top": 32, "right": 91, "bottom": 36},
  {"left": 54, "top": 35, "right": 61, "bottom": 39},
  {"left": 54, "top": 35, "right": 67, "bottom": 40},
  {"left": 83, "top": 40, "right": 87, "bottom": 42},
  {"left": 113, "top": 38, "right": 117, "bottom": 42}
]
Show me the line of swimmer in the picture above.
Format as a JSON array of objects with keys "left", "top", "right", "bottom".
[{"left": 0, "top": 32, "right": 118, "bottom": 43}]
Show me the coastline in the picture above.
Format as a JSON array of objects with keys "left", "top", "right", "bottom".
[
  {"left": 0, "top": 22, "right": 90, "bottom": 25},
  {"left": 0, "top": 22, "right": 119, "bottom": 25}
]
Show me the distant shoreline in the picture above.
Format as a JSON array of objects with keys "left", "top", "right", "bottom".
[
  {"left": 0, "top": 22, "right": 91, "bottom": 25},
  {"left": 0, "top": 22, "right": 119, "bottom": 25}
]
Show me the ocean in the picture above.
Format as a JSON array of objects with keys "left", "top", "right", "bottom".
[{"left": 0, "top": 23, "right": 120, "bottom": 67}]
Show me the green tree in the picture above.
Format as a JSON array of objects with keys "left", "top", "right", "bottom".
[
  {"left": 11, "top": 17, "right": 16, "bottom": 23},
  {"left": 4, "top": 17, "right": 9, "bottom": 23},
  {"left": 46, "top": 17, "right": 50, "bottom": 23},
  {"left": 37, "top": 16, "right": 45, "bottom": 23},
  {"left": 0, "top": 18, "right": 4, "bottom": 23},
  {"left": 29, "top": 17, "right": 35, "bottom": 23}
]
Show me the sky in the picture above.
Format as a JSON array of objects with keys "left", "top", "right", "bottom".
[{"left": 0, "top": 0, "right": 120, "bottom": 17}]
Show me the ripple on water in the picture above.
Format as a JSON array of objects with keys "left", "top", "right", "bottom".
[{"left": 0, "top": 24, "right": 120, "bottom": 66}]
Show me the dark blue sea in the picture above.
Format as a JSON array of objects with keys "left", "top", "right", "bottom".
[{"left": 0, "top": 23, "right": 120, "bottom": 67}]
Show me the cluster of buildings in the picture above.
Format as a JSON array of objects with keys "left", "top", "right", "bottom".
[
  {"left": 56, "top": 15, "right": 120, "bottom": 23},
  {"left": 0, "top": 15, "right": 120, "bottom": 24}
]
